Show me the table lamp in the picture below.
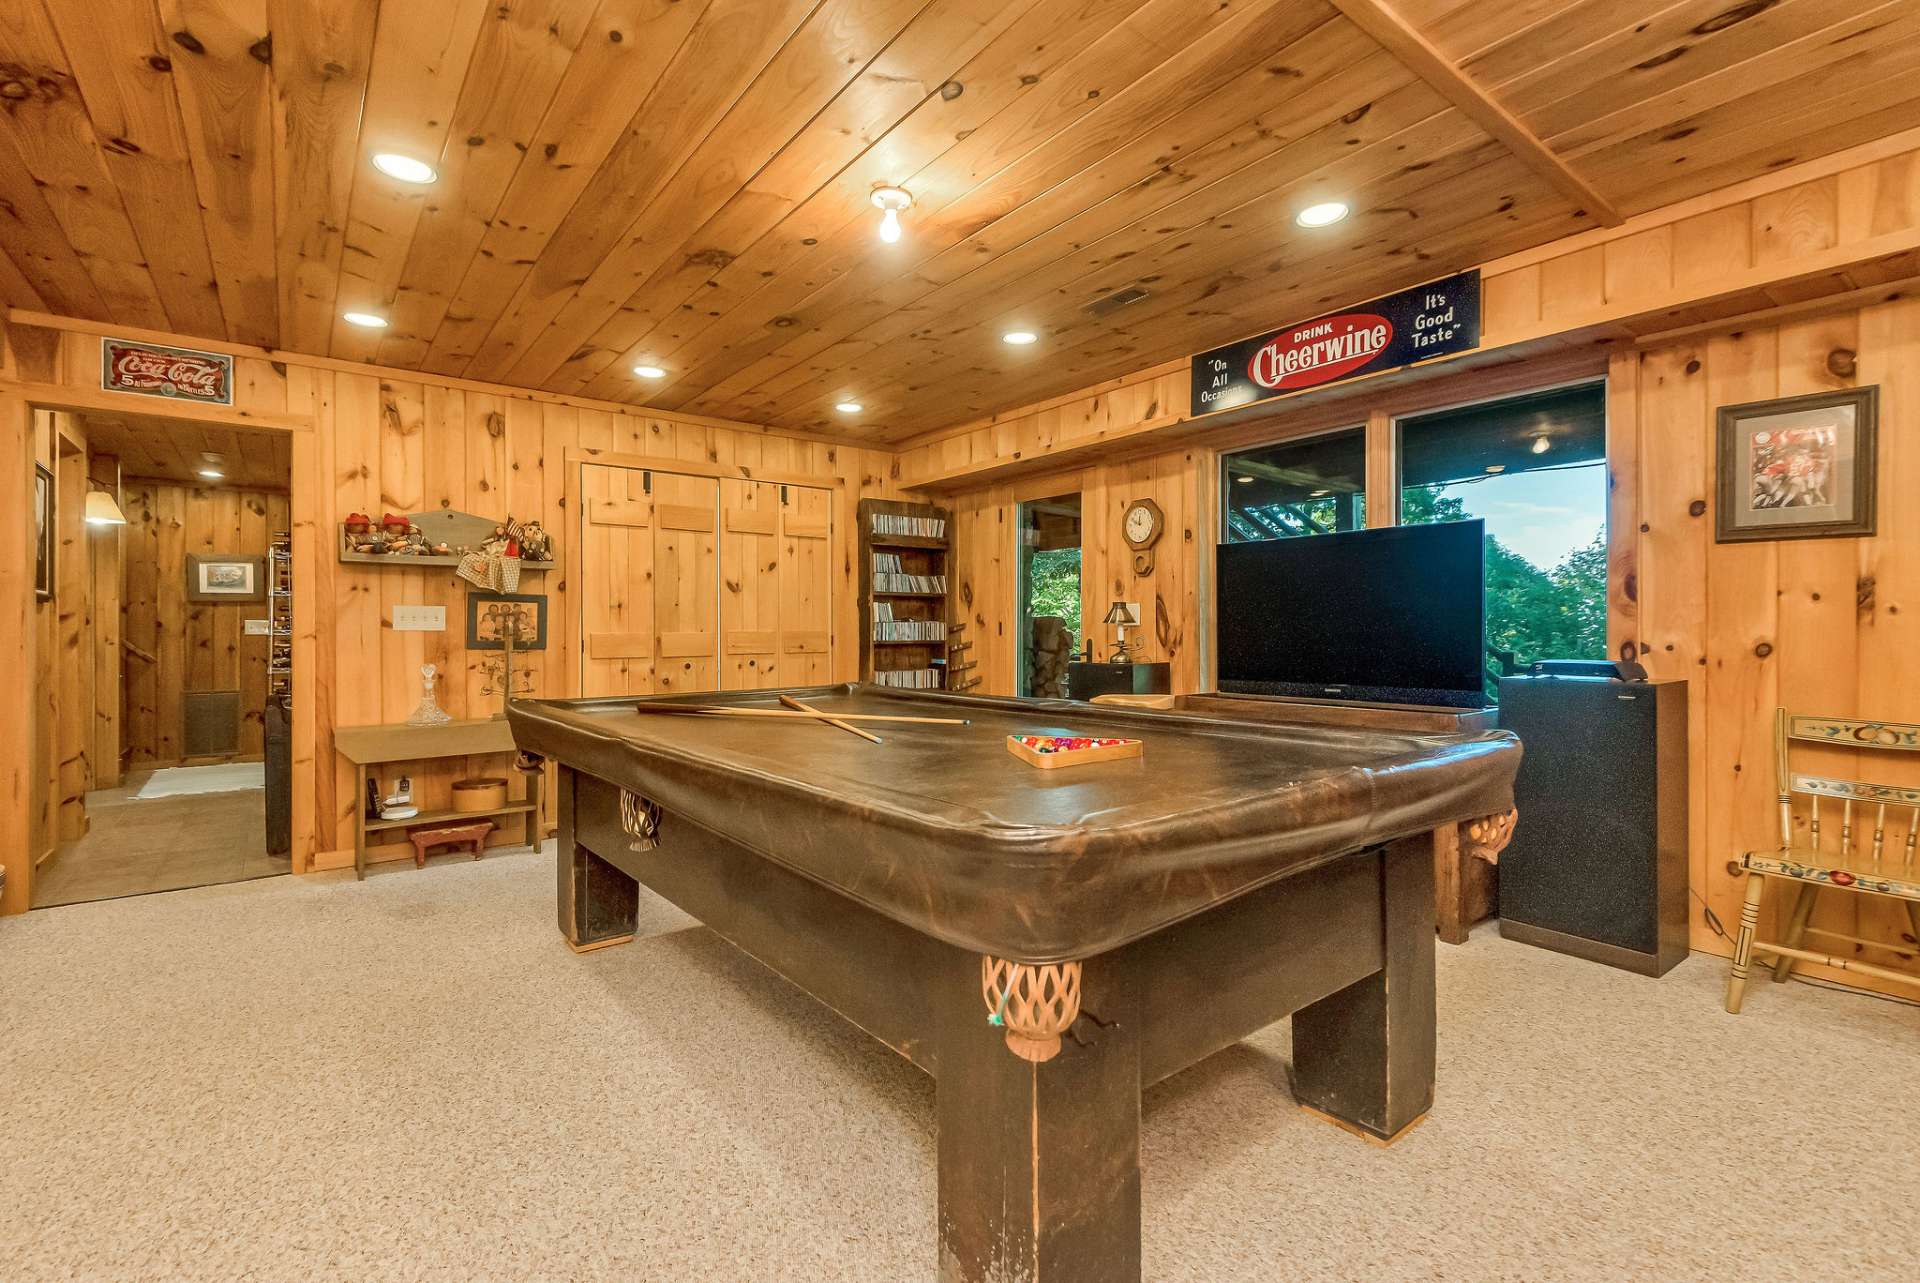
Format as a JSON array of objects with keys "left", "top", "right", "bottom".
[{"left": 1103, "top": 600, "right": 1140, "bottom": 663}]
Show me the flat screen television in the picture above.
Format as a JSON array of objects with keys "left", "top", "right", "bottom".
[{"left": 1216, "top": 520, "right": 1487, "bottom": 708}]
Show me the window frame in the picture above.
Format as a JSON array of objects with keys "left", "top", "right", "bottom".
[
  {"left": 1387, "top": 375, "right": 1607, "bottom": 525},
  {"left": 1389, "top": 375, "right": 1611, "bottom": 691},
  {"left": 1217, "top": 421, "right": 1369, "bottom": 544}
]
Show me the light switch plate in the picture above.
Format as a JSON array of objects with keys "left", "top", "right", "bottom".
[
  {"left": 243, "top": 618, "right": 270, "bottom": 636},
  {"left": 392, "top": 605, "right": 446, "bottom": 632}
]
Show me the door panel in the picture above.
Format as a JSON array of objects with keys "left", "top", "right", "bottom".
[
  {"left": 780, "top": 486, "right": 833, "bottom": 685},
  {"left": 581, "top": 466, "right": 827, "bottom": 699},
  {"left": 651, "top": 472, "right": 718, "bottom": 693},
  {"left": 580, "top": 464, "right": 657, "bottom": 697},
  {"left": 721, "top": 479, "right": 783, "bottom": 689}
]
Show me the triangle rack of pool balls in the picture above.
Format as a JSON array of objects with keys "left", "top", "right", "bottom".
[{"left": 1006, "top": 733, "right": 1144, "bottom": 769}]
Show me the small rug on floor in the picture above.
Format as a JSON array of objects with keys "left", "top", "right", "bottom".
[{"left": 131, "top": 762, "right": 265, "bottom": 799}]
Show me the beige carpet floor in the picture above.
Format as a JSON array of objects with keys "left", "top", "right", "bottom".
[
  {"left": 32, "top": 779, "right": 280, "bottom": 908},
  {"left": 1, "top": 849, "right": 1915, "bottom": 1282}
]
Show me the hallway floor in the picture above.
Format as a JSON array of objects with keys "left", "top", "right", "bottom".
[{"left": 30, "top": 774, "right": 283, "bottom": 907}]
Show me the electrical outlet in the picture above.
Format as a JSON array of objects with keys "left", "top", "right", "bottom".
[
  {"left": 392, "top": 605, "right": 446, "bottom": 632},
  {"left": 243, "top": 618, "right": 270, "bottom": 636}
]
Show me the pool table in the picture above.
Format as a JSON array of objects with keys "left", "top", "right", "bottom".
[{"left": 508, "top": 685, "right": 1521, "bottom": 1283}]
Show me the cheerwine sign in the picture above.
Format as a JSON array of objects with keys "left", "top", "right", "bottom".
[
  {"left": 1248, "top": 314, "right": 1394, "bottom": 390},
  {"left": 1191, "top": 270, "right": 1479, "bottom": 417},
  {"left": 100, "top": 337, "right": 234, "bottom": 406}
]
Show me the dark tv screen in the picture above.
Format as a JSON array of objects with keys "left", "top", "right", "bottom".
[{"left": 1216, "top": 521, "right": 1486, "bottom": 708}]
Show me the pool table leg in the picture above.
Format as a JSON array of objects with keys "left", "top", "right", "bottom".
[
  {"left": 1290, "top": 834, "right": 1437, "bottom": 1143},
  {"left": 935, "top": 954, "right": 1142, "bottom": 1283},
  {"left": 555, "top": 766, "right": 637, "bottom": 953}
]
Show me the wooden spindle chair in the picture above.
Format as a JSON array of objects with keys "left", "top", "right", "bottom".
[{"left": 1725, "top": 709, "right": 1920, "bottom": 1012}]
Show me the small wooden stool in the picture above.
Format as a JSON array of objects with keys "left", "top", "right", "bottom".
[{"left": 407, "top": 820, "right": 494, "bottom": 868}]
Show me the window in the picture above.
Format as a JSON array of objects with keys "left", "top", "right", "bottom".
[
  {"left": 1016, "top": 494, "right": 1082, "bottom": 697},
  {"left": 1222, "top": 427, "right": 1366, "bottom": 542},
  {"left": 1397, "top": 382, "right": 1608, "bottom": 691}
]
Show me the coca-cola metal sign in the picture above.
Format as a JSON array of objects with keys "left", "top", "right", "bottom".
[
  {"left": 1191, "top": 270, "right": 1479, "bottom": 417},
  {"left": 100, "top": 338, "right": 234, "bottom": 406}
]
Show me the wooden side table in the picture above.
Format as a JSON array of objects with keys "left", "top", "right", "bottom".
[{"left": 333, "top": 719, "right": 542, "bottom": 880}]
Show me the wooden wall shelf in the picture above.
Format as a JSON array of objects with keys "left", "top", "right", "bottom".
[
  {"left": 338, "top": 507, "right": 555, "bottom": 571},
  {"left": 337, "top": 550, "right": 552, "bottom": 572}
]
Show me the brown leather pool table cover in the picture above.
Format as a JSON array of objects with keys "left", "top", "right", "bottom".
[{"left": 507, "top": 684, "right": 1520, "bottom": 964}]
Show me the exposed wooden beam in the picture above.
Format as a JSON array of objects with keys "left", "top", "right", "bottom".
[{"left": 1326, "top": 0, "right": 1623, "bottom": 227}]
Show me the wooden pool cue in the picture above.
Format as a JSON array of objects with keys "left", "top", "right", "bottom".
[
  {"left": 780, "top": 693, "right": 882, "bottom": 745},
  {"left": 617, "top": 703, "right": 969, "bottom": 727}
]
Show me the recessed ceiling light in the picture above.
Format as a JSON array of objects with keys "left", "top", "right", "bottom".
[
  {"left": 835, "top": 401, "right": 864, "bottom": 414},
  {"left": 342, "top": 311, "right": 388, "bottom": 329},
  {"left": 633, "top": 365, "right": 666, "bottom": 379},
  {"left": 1485, "top": 464, "right": 1506, "bottom": 474},
  {"left": 1002, "top": 330, "right": 1038, "bottom": 345},
  {"left": 1309, "top": 489, "right": 1330, "bottom": 497},
  {"left": 1531, "top": 435, "right": 1552, "bottom": 454},
  {"left": 198, "top": 468, "right": 224, "bottom": 480},
  {"left": 372, "top": 152, "right": 437, "bottom": 184},
  {"left": 1295, "top": 201, "right": 1350, "bottom": 228},
  {"left": 1234, "top": 475, "right": 1254, "bottom": 484}
]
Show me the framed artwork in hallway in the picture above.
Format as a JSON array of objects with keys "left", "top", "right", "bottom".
[{"left": 186, "top": 554, "right": 267, "bottom": 603}]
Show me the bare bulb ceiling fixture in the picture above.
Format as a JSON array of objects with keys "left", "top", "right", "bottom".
[{"left": 871, "top": 185, "right": 912, "bottom": 243}]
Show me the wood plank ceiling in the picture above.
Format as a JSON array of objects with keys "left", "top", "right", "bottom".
[
  {"left": 3, "top": 0, "right": 1918, "bottom": 441},
  {"left": 82, "top": 412, "right": 291, "bottom": 489}
]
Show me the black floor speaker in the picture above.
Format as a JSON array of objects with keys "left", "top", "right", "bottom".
[{"left": 1495, "top": 675, "right": 1689, "bottom": 976}]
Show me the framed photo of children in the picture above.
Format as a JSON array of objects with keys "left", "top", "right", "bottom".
[
  {"left": 1715, "top": 386, "right": 1878, "bottom": 543},
  {"left": 466, "top": 592, "right": 548, "bottom": 651}
]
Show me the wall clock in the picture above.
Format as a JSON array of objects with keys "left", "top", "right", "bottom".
[{"left": 1123, "top": 497, "right": 1164, "bottom": 575}]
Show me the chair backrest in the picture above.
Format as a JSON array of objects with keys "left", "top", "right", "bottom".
[{"left": 1776, "top": 710, "right": 1920, "bottom": 868}]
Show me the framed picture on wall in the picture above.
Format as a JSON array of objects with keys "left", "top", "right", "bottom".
[
  {"left": 1715, "top": 386, "right": 1878, "bottom": 543},
  {"left": 467, "top": 592, "right": 548, "bottom": 651},
  {"left": 186, "top": 554, "right": 267, "bottom": 602},
  {"left": 34, "top": 461, "right": 53, "bottom": 601}
]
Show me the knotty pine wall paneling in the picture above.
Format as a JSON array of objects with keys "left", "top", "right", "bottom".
[
  {"left": 120, "top": 481, "right": 288, "bottom": 767},
  {"left": 0, "top": 385, "right": 30, "bottom": 913},
  {"left": 1619, "top": 297, "right": 1920, "bottom": 994},
  {"left": 53, "top": 414, "right": 89, "bottom": 843},
  {"left": 89, "top": 451, "right": 121, "bottom": 790},
  {"left": 321, "top": 377, "right": 890, "bottom": 868},
  {"left": 947, "top": 445, "right": 1210, "bottom": 697},
  {"left": 1, "top": 319, "right": 900, "bottom": 896}
]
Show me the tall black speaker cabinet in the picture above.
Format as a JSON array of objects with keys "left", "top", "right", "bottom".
[{"left": 1496, "top": 675, "right": 1689, "bottom": 976}]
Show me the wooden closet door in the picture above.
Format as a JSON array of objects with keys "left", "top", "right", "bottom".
[
  {"left": 720, "top": 479, "right": 782, "bottom": 689},
  {"left": 780, "top": 486, "right": 832, "bottom": 685},
  {"left": 579, "top": 464, "right": 657, "bottom": 697},
  {"left": 651, "top": 472, "right": 718, "bottom": 693}
]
